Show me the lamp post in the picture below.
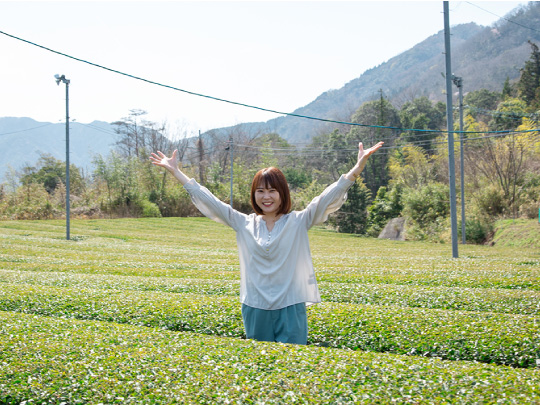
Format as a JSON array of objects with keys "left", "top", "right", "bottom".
[
  {"left": 55, "top": 74, "right": 71, "bottom": 240},
  {"left": 452, "top": 75, "right": 466, "bottom": 244}
]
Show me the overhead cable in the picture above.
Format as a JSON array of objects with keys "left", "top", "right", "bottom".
[
  {"left": 4, "top": 29, "right": 539, "bottom": 136},
  {"left": 465, "top": 1, "right": 540, "bottom": 33}
]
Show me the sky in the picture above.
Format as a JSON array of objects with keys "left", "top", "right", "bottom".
[{"left": 0, "top": 0, "right": 528, "bottom": 137}]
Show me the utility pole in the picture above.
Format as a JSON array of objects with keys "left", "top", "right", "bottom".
[
  {"left": 443, "top": 2, "right": 459, "bottom": 258},
  {"left": 452, "top": 75, "right": 466, "bottom": 244},
  {"left": 55, "top": 74, "right": 70, "bottom": 241}
]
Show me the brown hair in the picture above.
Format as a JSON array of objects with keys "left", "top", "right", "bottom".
[{"left": 250, "top": 167, "right": 291, "bottom": 216}]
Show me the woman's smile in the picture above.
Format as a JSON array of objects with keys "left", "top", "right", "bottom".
[{"left": 255, "top": 186, "right": 281, "bottom": 215}]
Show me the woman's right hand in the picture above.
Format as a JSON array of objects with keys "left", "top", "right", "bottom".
[{"left": 150, "top": 150, "right": 178, "bottom": 173}]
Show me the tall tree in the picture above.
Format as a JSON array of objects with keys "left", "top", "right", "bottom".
[
  {"left": 517, "top": 41, "right": 540, "bottom": 110},
  {"left": 347, "top": 95, "right": 401, "bottom": 194}
]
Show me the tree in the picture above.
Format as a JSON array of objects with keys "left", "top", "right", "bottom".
[
  {"left": 329, "top": 180, "right": 372, "bottom": 234},
  {"left": 517, "top": 41, "right": 540, "bottom": 110},
  {"left": 366, "top": 184, "right": 403, "bottom": 237},
  {"left": 347, "top": 94, "right": 401, "bottom": 193},
  {"left": 398, "top": 97, "right": 445, "bottom": 152},
  {"left": 113, "top": 109, "right": 148, "bottom": 158},
  {"left": 402, "top": 182, "right": 450, "bottom": 241},
  {"left": 20, "top": 154, "right": 85, "bottom": 195},
  {"left": 463, "top": 89, "right": 501, "bottom": 126},
  {"left": 388, "top": 145, "right": 438, "bottom": 189},
  {"left": 502, "top": 77, "right": 516, "bottom": 100},
  {"left": 489, "top": 98, "right": 527, "bottom": 131}
]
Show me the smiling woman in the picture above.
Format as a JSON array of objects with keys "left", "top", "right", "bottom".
[{"left": 150, "top": 142, "right": 383, "bottom": 344}]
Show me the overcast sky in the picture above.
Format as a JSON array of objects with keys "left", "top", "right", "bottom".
[{"left": 0, "top": 1, "right": 528, "bottom": 136}]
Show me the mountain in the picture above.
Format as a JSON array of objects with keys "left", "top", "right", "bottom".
[
  {"left": 210, "top": 2, "right": 540, "bottom": 143},
  {"left": 0, "top": 117, "right": 117, "bottom": 182}
]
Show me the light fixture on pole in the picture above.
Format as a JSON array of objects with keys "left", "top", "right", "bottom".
[{"left": 55, "top": 74, "right": 71, "bottom": 240}]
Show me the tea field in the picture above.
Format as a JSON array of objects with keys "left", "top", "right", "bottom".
[{"left": 0, "top": 218, "right": 539, "bottom": 404}]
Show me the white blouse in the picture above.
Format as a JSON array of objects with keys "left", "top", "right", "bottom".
[{"left": 183, "top": 175, "right": 354, "bottom": 310}]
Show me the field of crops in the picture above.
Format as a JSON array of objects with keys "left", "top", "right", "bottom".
[{"left": 1, "top": 217, "right": 539, "bottom": 404}]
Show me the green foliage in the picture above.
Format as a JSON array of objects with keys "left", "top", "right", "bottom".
[
  {"left": 0, "top": 183, "right": 54, "bottom": 220},
  {"left": 398, "top": 97, "right": 445, "bottom": 152},
  {"left": 518, "top": 41, "right": 540, "bottom": 109},
  {"left": 502, "top": 77, "right": 516, "bottom": 100},
  {"left": 329, "top": 181, "right": 372, "bottom": 234},
  {"left": 138, "top": 199, "right": 162, "bottom": 218},
  {"left": 366, "top": 185, "right": 403, "bottom": 236},
  {"left": 348, "top": 95, "right": 401, "bottom": 193},
  {"left": 3, "top": 312, "right": 540, "bottom": 404},
  {"left": 458, "top": 217, "right": 493, "bottom": 244},
  {"left": 471, "top": 183, "right": 507, "bottom": 218},
  {"left": 290, "top": 179, "right": 325, "bottom": 211},
  {"left": 388, "top": 145, "right": 438, "bottom": 188},
  {"left": 282, "top": 167, "right": 312, "bottom": 190},
  {"left": 20, "top": 153, "right": 84, "bottom": 195},
  {"left": 489, "top": 97, "right": 528, "bottom": 130},
  {"left": 402, "top": 182, "right": 450, "bottom": 241},
  {"left": 464, "top": 89, "right": 501, "bottom": 113}
]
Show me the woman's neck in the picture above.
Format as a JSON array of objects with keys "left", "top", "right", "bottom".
[{"left": 261, "top": 214, "right": 282, "bottom": 231}]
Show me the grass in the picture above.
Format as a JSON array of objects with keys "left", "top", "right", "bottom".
[
  {"left": 1, "top": 217, "right": 539, "bottom": 403},
  {"left": 492, "top": 218, "right": 540, "bottom": 249}
]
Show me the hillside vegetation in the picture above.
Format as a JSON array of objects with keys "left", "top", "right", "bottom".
[
  {"left": 0, "top": 217, "right": 539, "bottom": 403},
  {"left": 491, "top": 218, "right": 540, "bottom": 249}
]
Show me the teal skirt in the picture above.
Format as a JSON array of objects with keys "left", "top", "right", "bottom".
[{"left": 241, "top": 302, "right": 308, "bottom": 345}]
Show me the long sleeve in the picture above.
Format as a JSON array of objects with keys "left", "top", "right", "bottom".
[
  {"left": 299, "top": 175, "right": 354, "bottom": 229},
  {"left": 183, "top": 179, "right": 246, "bottom": 231}
]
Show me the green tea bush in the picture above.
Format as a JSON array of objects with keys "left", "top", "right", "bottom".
[
  {"left": 1, "top": 217, "right": 540, "bottom": 403},
  {"left": 1, "top": 283, "right": 538, "bottom": 368},
  {"left": 2, "top": 311, "right": 540, "bottom": 404}
]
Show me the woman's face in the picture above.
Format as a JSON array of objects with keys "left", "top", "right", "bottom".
[{"left": 254, "top": 182, "right": 281, "bottom": 217}]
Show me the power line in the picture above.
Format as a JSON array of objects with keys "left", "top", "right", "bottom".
[
  {"left": 0, "top": 28, "right": 508, "bottom": 136},
  {"left": 0, "top": 122, "right": 54, "bottom": 136},
  {"left": 0, "top": 29, "right": 418, "bottom": 133},
  {"left": 465, "top": 1, "right": 540, "bottom": 34}
]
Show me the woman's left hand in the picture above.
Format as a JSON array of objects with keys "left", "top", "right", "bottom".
[{"left": 357, "top": 141, "right": 384, "bottom": 164}]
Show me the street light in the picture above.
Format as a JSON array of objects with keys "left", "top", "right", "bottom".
[
  {"left": 55, "top": 74, "right": 71, "bottom": 240},
  {"left": 452, "top": 75, "right": 466, "bottom": 244}
]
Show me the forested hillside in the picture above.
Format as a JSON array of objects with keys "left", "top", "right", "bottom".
[{"left": 213, "top": 2, "right": 540, "bottom": 142}]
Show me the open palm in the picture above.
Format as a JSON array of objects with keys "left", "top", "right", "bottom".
[
  {"left": 150, "top": 150, "right": 178, "bottom": 172},
  {"left": 357, "top": 142, "right": 384, "bottom": 163}
]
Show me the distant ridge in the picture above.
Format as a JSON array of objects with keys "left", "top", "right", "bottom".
[{"left": 0, "top": 117, "right": 117, "bottom": 182}]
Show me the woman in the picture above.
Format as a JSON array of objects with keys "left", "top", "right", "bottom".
[{"left": 150, "top": 141, "right": 383, "bottom": 344}]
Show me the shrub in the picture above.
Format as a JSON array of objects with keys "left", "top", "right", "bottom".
[
  {"left": 458, "top": 217, "right": 494, "bottom": 244},
  {"left": 139, "top": 199, "right": 162, "bottom": 218},
  {"left": 471, "top": 184, "right": 506, "bottom": 218},
  {"left": 402, "top": 182, "right": 449, "bottom": 241}
]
